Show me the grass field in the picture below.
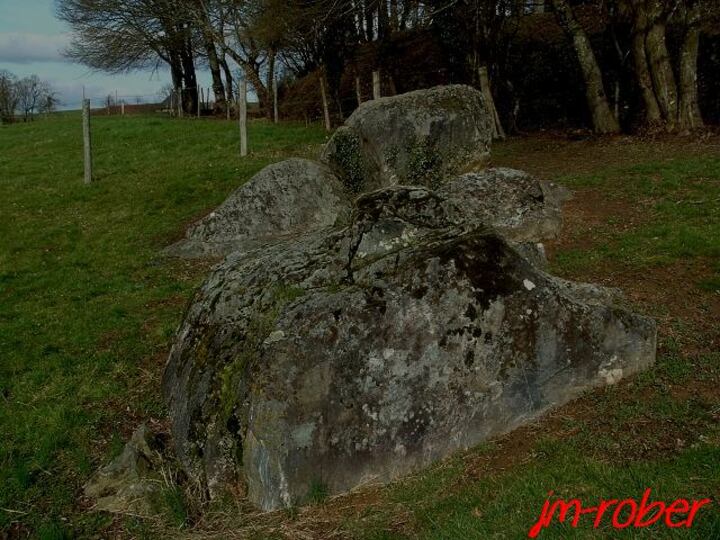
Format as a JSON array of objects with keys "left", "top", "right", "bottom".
[{"left": 1, "top": 114, "right": 719, "bottom": 539}]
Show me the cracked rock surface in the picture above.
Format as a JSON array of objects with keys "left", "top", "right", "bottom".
[
  {"left": 163, "top": 190, "right": 655, "bottom": 510},
  {"left": 160, "top": 85, "right": 656, "bottom": 511}
]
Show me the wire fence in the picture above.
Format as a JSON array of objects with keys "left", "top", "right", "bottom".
[
  {"left": 61, "top": 93, "right": 162, "bottom": 112},
  {"left": 29, "top": 67, "right": 484, "bottom": 186},
  {"left": 61, "top": 65, "right": 451, "bottom": 121}
]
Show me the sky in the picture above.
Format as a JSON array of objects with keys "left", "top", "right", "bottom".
[{"left": 0, "top": 0, "right": 214, "bottom": 110}]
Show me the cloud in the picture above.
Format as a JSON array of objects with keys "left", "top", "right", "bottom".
[{"left": 0, "top": 32, "right": 70, "bottom": 63}]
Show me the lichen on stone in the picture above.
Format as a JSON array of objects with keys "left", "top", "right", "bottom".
[
  {"left": 160, "top": 85, "right": 656, "bottom": 514},
  {"left": 324, "top": 127, "right": 365, "bottom": 193}
]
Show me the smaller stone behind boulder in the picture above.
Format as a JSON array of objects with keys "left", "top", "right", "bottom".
[
  {"left": 165, "top": 158, "right": 350, "bottom": 258},
  {"left": 438, "top": 168, "right": 568, "bottom": 244},
  {"left": 321, "top": 85, "right": 492, "bottom": 192}
]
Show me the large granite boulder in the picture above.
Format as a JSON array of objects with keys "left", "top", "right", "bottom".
[
  {"left": 158, "top": 85, "right": 654, "bottom": 513},
  {"left": 165, "top": 158, "right": 349, "bottom": 258},
  {"left": 321, "top": 85, "right": 492, "bottom": 192},
  {"left": 162, "top": 185, "right": 656, "bottom": 510}
]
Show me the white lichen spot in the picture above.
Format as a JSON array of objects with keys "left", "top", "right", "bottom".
[
  {"left": 264, "top": 330, "right": 285, "bottom": 344},
  {"left": 598, "top": 367, "right": 624, "bottom": 385},
  {"left": 368, "top": 352, "right": 383, "bottom": 370},
  {"left": 523, "top": 279, "right": 536, "bottom": 291},
  {"left": 362, "top": 403, "right": 378, "bottom": 421}
]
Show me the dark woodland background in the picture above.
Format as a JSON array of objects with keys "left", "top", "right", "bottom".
[{"left": 51, "top": 0, "right": 720, "bottom": 134}]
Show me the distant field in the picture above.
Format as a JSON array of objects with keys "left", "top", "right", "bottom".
[{"left": 1, "top": 116, "right": 719, "bottom": 539}]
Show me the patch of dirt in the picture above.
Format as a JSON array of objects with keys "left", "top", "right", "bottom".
[
  {"left": 543, "top": 186, "right": 657, "bottom": 256},
  {"left": 157, "top": 206, "right": 218, "bottom": 248},
  {"left": 492, "top": 132, "right": 720, "bottom": 181},
  {"left": 546, "top": 188, "right": 720, "bottom": 349},
  {"left": 595, "top": 260, "right": 719, "bottom": 346}
]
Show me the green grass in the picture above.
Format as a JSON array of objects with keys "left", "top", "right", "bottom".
[
  {"left": 0, "top": 113, "right": 327, "bottom": 536},
  {"left": 355, "top": 443, "right": 720, "bottom": 539},
  {"left": 552, "top": 156, "right": 720, "bottom": 279},
  {"left": 2, "top": 118, "right": 719, "bottom": 539}
]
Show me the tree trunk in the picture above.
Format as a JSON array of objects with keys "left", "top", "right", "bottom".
[
  {"left": 677, "top": 0, "right": 703, "bottom": 130},
  {"left": 220, "top": 58, "right": 234, "bottom": 102},
  {"left": 202, "top": 36, "right": 226, "bottom": 114},
  {"left": 247, "top": 67, "right": 271, "bottom": 116},
  {"left": 645, "top": 20, "right": 678, "bottom": 128},
  {"left": 265, "top": 50, "right": 276, "bottom": 120},
  {"left": 631, "top": 34, "right": 663, "bottom": 125},
  {"left": 388, "top": 73, "right": 397, "bottom": 96},
  {"left": 169, "top": 54, "right": 183, "bottom": 93},
  {"left": 319, "top": 70, "right": 332, "bottom": 131},
  {"left": 377, "top": 0, "right": 390, "bottom": 40},
  {"left": 390, "top": 0, "right": 399, "bottom": 31},
  {"left": 629, "top": 4, "right": 663, "bottom": 126},
  {"left": 551, "top": 0, "right": 620, "bottom": 134},
  {"left": 478, "top": 66, "right": 505, "bottom": 140},
  {"left": 364, "top": 0, "right": 374, "bottom": 41},
  {"left": 224, "top": 48, "right": 270, "bottom": 117},
  {"left": 197, "top": 5, "right": 226, "bottom": 114},
  {"left": 179, "top": 39, "right": 198, "bottom": 115},
  {"left": 353, "top": 0, "right": 363, "bottom": 43}
]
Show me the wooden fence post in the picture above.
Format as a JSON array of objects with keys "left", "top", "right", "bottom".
[
  {"left": 319, "top": 70, "right": 331, "bottom": 131},
  {"left": 372, "top": 70, "right": 381, "bottom": 100},
  {"left": 82, "top": 99, "right": 93, "bottom": 185},
  {"left": 355, "top": 76, "right": 362, "bottom": 106},
  {"left": 197, "top": 86, "right": 201, "bottom": 118},
  {"left": 121, "top": 101, "right": 125, "bottom": 116},
  {"left": 177, "top": 89, "right": 183, "bottom": 118},
  {"left": 238, "top": 80, "right": 248, "bottom": 157}
]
